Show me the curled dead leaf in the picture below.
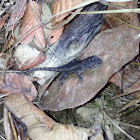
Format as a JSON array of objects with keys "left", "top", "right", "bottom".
[{"left": 20, "top": 1, "right": 46, "bottom": 48}]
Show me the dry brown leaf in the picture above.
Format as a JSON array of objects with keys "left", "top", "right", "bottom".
[
  {"left": 0, "top": 73, "right": 37, "bottom": 101},
  {"left": 110, "top": 65, "right": 140, "bottom": 90},
  {"left": 0, "top": 14, "right": 9, "bottom": 29},
  {"left": 109, "top": 70, "right": 123, "bottom": 88},
  {"left": 4, "top": 94, "right": 104, "bottom": 140},
  {"left": 39, "top": 12, "right": 140, "bottom": 110},
  {"left": 20, "top": 1, "right": 46, "bottom": 49},
  {"left": 49, "top": 22, "right": 64, "bottom": 44},
  {"left": 124, "top": 79, "right": 140, "bottom": 98},
  {"left": 14, "top": 43, "right": 46, "bottom": 70},
  {"left": 52, "top": 0, "right": 83, "bottom": 25},
  {"left": 6, "top": 0, "right": 27, "bottom": 33}
]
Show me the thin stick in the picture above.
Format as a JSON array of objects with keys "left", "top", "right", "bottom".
[
  {"left": 72, "top": 8, "right": 140, "bottom": 14},
  {"left": 111, "top": 88, "right": 140, "bottom": 99},
  {"left": 104, "top": 111, "right": 136, "bottom": 140}
]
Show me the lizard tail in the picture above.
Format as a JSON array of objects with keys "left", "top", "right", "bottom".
[{"left": 20, "top": 67, "right": 58, "bottom": 73}]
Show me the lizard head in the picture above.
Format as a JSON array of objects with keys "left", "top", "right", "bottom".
[{"left": 81, "top": 56, "right": 102, "bottom": 68}]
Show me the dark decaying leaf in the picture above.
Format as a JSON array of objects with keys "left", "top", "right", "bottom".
[
  {"left": 0, "top": 73, "right": 37, "bottom": 101},
  {"left": 32, "top": 3, "right": 108, "bottom": 85},
  {"left": 39, "top": 14, "right": 140, "bottom": 111}
]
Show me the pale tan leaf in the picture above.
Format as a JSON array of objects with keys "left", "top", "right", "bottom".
[
  {"left": 4, "top": 94, "right": 104, "bottom": 140},
  {"left": 20, "top": 1, "right": 46, "bottom": 49},
  {"left": 0, "top": 73, "right": 37, "bottom": 101},
  {"left": 14, "top": 44, "right": 46, "bottom": 70}
]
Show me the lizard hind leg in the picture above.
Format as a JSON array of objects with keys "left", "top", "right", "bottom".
[
  {"left": 76, "top": 71, "right": 84, "bottom": 84},
  {"left": 59, "top": 72, "right": 68, "bottom": 86}
]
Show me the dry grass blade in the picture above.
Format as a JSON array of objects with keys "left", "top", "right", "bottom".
[
  {"left": 72, "top": 8, "right": 140, "bottom": 14},
  {"left": 111, "top": 88, "right": 140, "bottom": 99},
  {"left": 117, "top": 120, "right": 140, "bottom": 129},
  {"left": 0, "top": 135, "right": 6, "bottom": 140},
  {"left": 0, "top": 91, "right": 17, "bottom": 98},
  {"left": 119, "top": 98, "right": 140, "bottom": 112},
  {"left": 49, "top": 0, "right": 140, "bottom": 23},
  {"left": 8, "top": 112, "right": 18, "bottom": 140}
]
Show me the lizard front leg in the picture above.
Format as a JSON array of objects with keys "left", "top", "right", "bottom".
[{"left": 75, "top": 71, "right": 84, "bottom": 83}]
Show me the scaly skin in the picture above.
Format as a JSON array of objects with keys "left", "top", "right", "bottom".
[
  {"left": 0, "top": 56, "right": 102, "bottom": 84},
  {"left": 19, "top": 56, "right": 102, "bottom": 84}
]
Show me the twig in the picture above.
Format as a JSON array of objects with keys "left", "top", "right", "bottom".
[
  {"left": 104, "top": 111, "right": 136, "bottom": 140},
  {"left": 116, "top": 120, "right": 140, "bottom": 129},
  {"left": 0, "top": 134, "right": 6, "bottom": 140},
  {"left": 72, "top": 8, "right": 140, "bottom": 15},
  {"left": 111, "top": 88, "right": 140, "bottom": 99}
]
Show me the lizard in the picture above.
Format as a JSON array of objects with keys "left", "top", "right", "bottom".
[{"left": 1, "top": 56, "right": 102, "bottom": 84}]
